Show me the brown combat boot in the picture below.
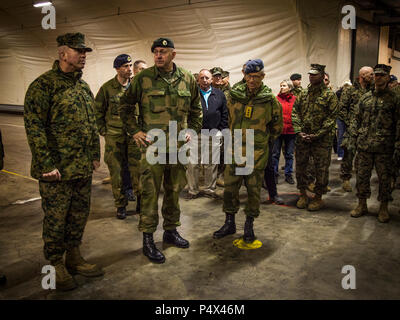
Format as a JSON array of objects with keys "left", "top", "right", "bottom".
[
  {"left": 308, "top": 195, "right": 323, "bottom": 211},
  {"left": 66, "top": 247, "right": 104, "bottom": 277},
  {"left": 296, "top": 190, "right": 308, "bottom": 209},
  {"left": 342, "top": 179, "right": 352, "bottom": 192},
  {"left": 350, "top": 199, "right": 368, "bottom": 218},
  {"left": 377, "top": 202, "right": 390, "bottom": 223},
  {"left": 52, "top": 259, "right": 77, "bottom": 291}
]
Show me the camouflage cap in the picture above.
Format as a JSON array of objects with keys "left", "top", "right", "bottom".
[
  {"left": 151, "top": 37, "right": 174, "bottom": 52},
  {"left": 308, "top": 64, "right": 325, "bottom": 75},
  {"left": 56, "top": 32, "right": 92, "bottom": 52},
  {"left": 374, "top": 64, "right": 392, "bottom": 75},
  {"left": 222, "top": 70, "right": 230, "bottom": 78},
  {"left": 210, "top": 67, "right": 223, "bottom": 76}
]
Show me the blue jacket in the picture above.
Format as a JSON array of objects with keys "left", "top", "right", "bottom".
[{"left": 200, "top": 87, "right": 228, "bottom": 131}]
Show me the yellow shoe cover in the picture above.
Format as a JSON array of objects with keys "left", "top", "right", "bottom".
[{"left": 233, "top": 238, "right": 262, "bottom": 250}]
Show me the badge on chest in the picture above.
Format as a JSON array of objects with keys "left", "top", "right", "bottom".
[{"left": 245, "top": 105, "right": 253, "bottom": 119}]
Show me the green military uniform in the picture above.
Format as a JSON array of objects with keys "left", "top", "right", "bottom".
[
  {"left": 0, "top": 129, "right": 4, "bottom": 170},
  {"left": 292, "top": 81, "right": 338, "bottom": 197},
  {"left": 339, "top": 81, "right": 372, "bottom": 181},
  {"left": 94, "top": 75, "right": 140, "bottom": 209},
  {"left": 223, "top": 82, "right": 283, "bottom": 218},
  {"left": 24, "top": 59, "right": 100, "bottom": 262},
  {"left": 119, "top": 63, "right": 202, "bottom": 233},
  {"left": 291, "top": 86, "right": 303, "bottom": 98},
  {"left": 232, "top": 78, "right": 246, "bottom": 90},
  {"left": 349, "top": 86, "right": 400, "bottom": 202}
]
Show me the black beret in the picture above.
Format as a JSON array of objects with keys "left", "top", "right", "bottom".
[
  {"left": 390, "top": 75, "right": 398, "bottom": 82},
  {"left": 290, "top": 73, "right": 302, "bottom": 81},
  {"left": 151, "top": 38, "right": 174, "bottom": 52},
  {"left": 244, "top": 59, "right": 264, "bottom": 74},
  {"left": 113, "top": 54, "right": 132, "bottom": 68}
]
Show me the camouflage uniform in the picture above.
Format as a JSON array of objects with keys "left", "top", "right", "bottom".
[
  {"left": 339, "top": 81, "right": 372, "bottom": 181},
  {"left": 119, "top": 64, "right": 202, "bottom": 233},
  {"left": 292, "top": 82, "right": 338, "bottom": 196},
  {"left": 94, "top": 76, "right": 140, "bottom": 208},
  {"left": 349, "top": 87, "right": 400, "bottom": 202},
  {"left": 24, "top": 60, "right": 100, "bottom": 262},
  {"left": 290, "top": 86, "right": 303, "bottom": 98},
  {"left": 223, "top": 82, "right": 283, "bottom": 218}
]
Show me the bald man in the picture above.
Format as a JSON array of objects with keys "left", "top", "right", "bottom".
[{"left": 339, "top": 66, "right": 374, "bottom": 192}]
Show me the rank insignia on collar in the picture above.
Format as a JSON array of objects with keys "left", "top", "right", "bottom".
[{"left": 245, "top": 105, "right": 253, "bottom": 118}]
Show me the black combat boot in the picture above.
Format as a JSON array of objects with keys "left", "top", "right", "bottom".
[
  {"left": 213, "top": 213, "right": 236, "bottom": 239},
  {"left": 243, "top": 216, "right": 256, "bottom": 243},
  {"left": 163, "top": 229, "right": 189, "bottom": 248},
  {"left": 136, "top": 195, "right": 141, "bottom": 214},
  {"left": 116, "top": 207, "right": 127, "bottom": 220},
  {"left": 143, "top": 233, "right": 165, "bottom": 263}
]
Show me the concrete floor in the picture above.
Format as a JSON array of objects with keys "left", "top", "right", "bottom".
[{"left": 0, "top": 112, "right": 400, "bottom": 300}]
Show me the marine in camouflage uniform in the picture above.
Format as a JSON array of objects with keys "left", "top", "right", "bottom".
[
  {"left": 348, "top": 64, "right": 400, "bottom": 223},
  {"left": 339, "top": 66, "right": 374, "bottom": 192},
  {"left": 211, "top": 67, "right": 231, "bottom": 99},
  {"left": 213, "top": 59, "right": 283, "bottom": 243},
  {"left": 119, "top": 38, "right": 202, "bottom": 263},
  {"left": 94, "top": 54, "right": 141, "bottom": 219},
  {"left": 24, "top": 33, "right": 103, "bottom": 291},
  {"left": 292, "top": 64, "right": 338, "bottom": 211}
]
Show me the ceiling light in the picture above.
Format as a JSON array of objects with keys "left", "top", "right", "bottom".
[{"left": 33, "top": 1, "right": 53, "bottom": 7}]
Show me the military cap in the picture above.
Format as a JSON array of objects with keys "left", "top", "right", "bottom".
[
  {"left": 113, "top": 54, "right": 132, "bottom": 68},
  {"left": 222, "top": 70, "right": 230, "bottom": 78},
  {"left": 151, "top": 37, "right": 174, "bottom": 52},
  {"left": 244, "top": 59, "right": 264, "bottom": 74},
  {"left": 290, "top": 73, "right": 302, "bottom": 81},
  {"left": 210, "top": 67, "right": 223, "bottom": 76},
  {"left": 308, "top": 64, "right": 325, "bottom": 75},
  {"left": 374, "top": 64, "right": 391, "bottom": 75},
  {"left": 56, "top": 32, "right": 92, "bottom": 52},
  {"left": 390, "top": 75, "right": 398, "bottom": 82}
]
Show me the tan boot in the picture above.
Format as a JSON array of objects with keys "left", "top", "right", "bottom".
[
  {"left": 350, "top": 199, "right": 368, "bottom": 218},
  {"left": 66, "top": 247, "right": 104, "bottom": 277},
  {"left": 377, "top": 202, "right": 390, "bottom": 223},
  {"left": 296, "top": 190, "right": 308, "bottom": 209},
  {"left": 342, "top": 179, "right": 352, "bottom": 192},
  {"left": 308, "top": 195, "right": 323, "bottom": 211},
  {"left": 52, "top": 260, "right": 77, "bottom": 291}
]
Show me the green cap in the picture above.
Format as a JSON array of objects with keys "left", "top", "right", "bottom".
[
  {"left": 151, "top": 37, "right": 174, "bottom": 52},
  {"left": 56, "top": 33, "right": 92, "bottom": 52},
  {"left": 210, "top": 67, "right": 223, "bottom": 76},
  {"left": 373, "top": 64, "right": 391, "bottom": 75},
  {"left": 222, "top": 70, "right": 230, "bottom": 78},
  {"left": 308, "top": 63, "right": 326, "bottom": 75}
]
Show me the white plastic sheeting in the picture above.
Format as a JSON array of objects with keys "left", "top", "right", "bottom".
[{"left": 0, "top": 0, "right": 351, "bottom": 105}]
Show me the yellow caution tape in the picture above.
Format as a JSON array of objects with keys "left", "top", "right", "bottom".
[
  {"left": 233, "top": 238, "right": 262, "bottom": 250},
  {"left": 1, "top": 169, "right": 37, "bottom": 182}
]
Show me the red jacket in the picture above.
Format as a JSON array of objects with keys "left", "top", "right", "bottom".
[{"left": 277, "top": 92, "right": 296, "bottom": 135}]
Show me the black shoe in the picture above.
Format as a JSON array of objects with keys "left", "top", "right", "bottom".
[
  {"left": 243, "top": 216, "right": 256, "bottom": 243},
  {"left": 126, "top": 189, "right": 136, "bottom": 202},
  {"left": 163, "top": 229, "right": 189, "bottom": 248},
  {"left": 285, "top": 175, "right": 295, "bottom": 184},
  {"left": 116, "top": 207, "right": 127, "bottom": 220},
  {"left": 213, "top": 214, "right": 236, "bottom": 239},
  {"left": 0, "top": 274, "right": 6, "bottom": 285},
  {"left": 271, "top": 195, "right": 284, "bottom": 205},
  {"left": 143, "top": 233, "right": 165, "bottom": 263},
  {"left": 136, "top": 195, "right": 141, "bottom": 213}
]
